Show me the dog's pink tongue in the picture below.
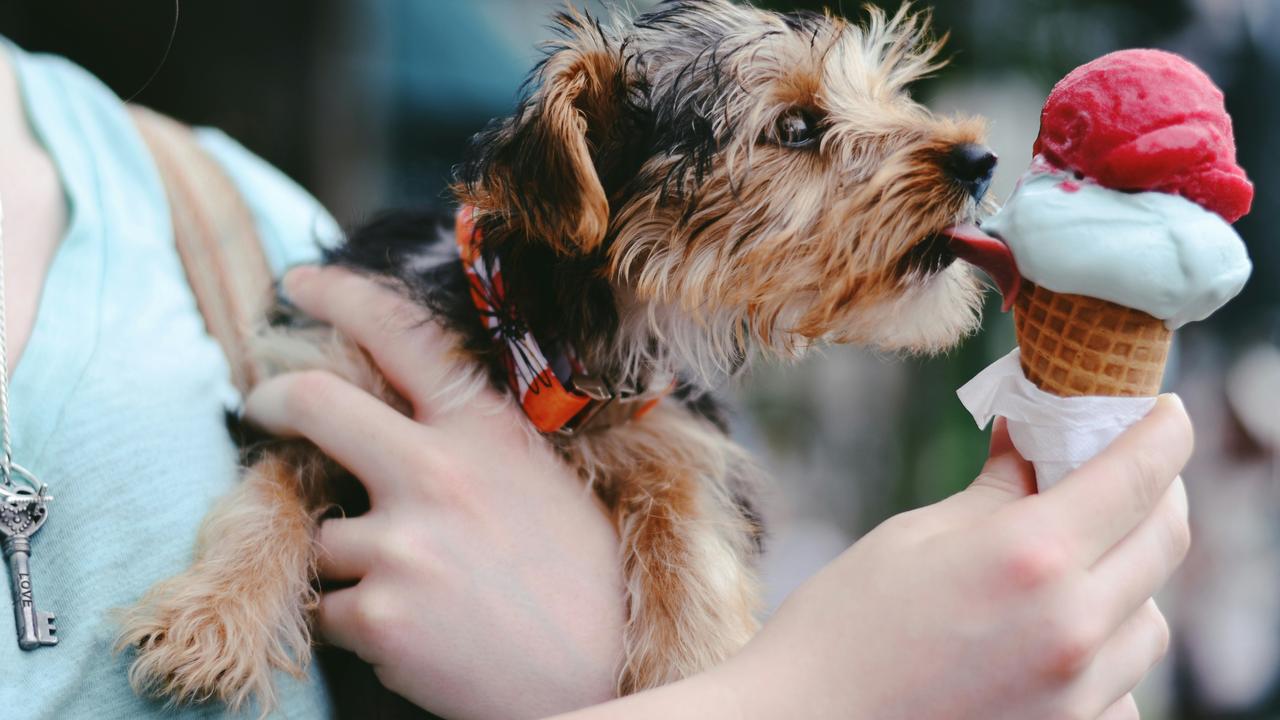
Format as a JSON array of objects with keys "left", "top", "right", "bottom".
[{"left": 944, "top": 224, "right": 1021, "bottom": 311}]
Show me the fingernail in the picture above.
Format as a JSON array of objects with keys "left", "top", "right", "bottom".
[{"left": 1159, "top": 392, "right": 1185, "bottom": 411}]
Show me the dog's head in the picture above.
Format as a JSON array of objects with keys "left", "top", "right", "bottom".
[{"left": 459, "top": 0, "right": 996, "bottom": 383}]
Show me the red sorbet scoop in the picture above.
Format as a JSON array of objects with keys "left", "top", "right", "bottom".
[{"left": 1034, "top": 48, "right": 1254, "bottom": 222}]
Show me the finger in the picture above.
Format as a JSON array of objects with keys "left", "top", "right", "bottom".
[
  {"left": 1096, "top": 693, "right": 1140, "bottom": 720},
  {"left": 1039, "top": 394, "right": 1193, "bottom": 564},
  {"left": 1075, "top": 599, "right": 1168, "bottom": 718},
  {"left": 973, "top": 417, "right": 1038, "bottom": 499},
  {"left": 942, "top": 417, "right": 1038, "bottom": 520},
  {"left": 316, "top": 585, "right": 365, "bottom": 655},
  {"left": 283, "top": 265, "right": 456, "bottom": 413},
  {"left": 245, "top": 370, "right": 429, "bottom": 502},
  {"left": 990, "top": 416, "right": 1014, "bottom": 455},
  {"left": 1091, "top": 477, "right": 1190, "bottom": 630},
  {"left": 316, "top": 516, "right": 378, "bottom": 583}
]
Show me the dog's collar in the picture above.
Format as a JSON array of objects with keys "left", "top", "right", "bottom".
[{"left": 456, "top": 206, "right": 662, "bottom": 435}]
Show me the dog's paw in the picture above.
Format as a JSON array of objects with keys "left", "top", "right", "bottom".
[
  {"left": 618, "top": 596, "right": 759, "bottom": 695},
  {"left": 114, "top": 563, "right": 314, "bottom": 715}
]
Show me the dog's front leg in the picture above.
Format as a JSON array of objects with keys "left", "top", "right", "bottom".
[
  {"left": 116, "top": 445, "right": 328, "bottom": 714},
  {"left": 584, "top": 408, "right": 763, "bottom": 695}
]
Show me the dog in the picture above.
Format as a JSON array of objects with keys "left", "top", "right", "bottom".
[{"left": 117, "top": 0, "right": 997, "bottom": 711}]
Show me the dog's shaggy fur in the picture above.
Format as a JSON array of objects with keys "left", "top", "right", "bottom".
[{"left": 117, "top": 0, "right": 996, "bottom": 711}]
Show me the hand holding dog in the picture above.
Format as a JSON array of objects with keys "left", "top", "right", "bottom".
[
  {"left": 247, "top": 265, "right": 627, "bottom": 719},
  {"left": 253, "top": 268, "right": 1190, "bottom": 720}
]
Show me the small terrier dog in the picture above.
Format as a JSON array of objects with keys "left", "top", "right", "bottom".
[{"left": 119, "top": 0, "right": 997, "bottom": 711}]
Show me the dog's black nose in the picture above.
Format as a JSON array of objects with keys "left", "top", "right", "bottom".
[{"left": 946, "top": 143, "right": 997, "bottom": 201}]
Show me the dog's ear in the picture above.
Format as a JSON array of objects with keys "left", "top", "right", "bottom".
[{"left": 460, "top": 11, "right": 626, "bottom": 255}]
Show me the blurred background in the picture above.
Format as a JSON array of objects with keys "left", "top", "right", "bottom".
[{"left": 2, "top": 1, "right": 1276, "bottom": 717}]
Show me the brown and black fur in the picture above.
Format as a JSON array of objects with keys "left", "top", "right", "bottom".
[{"left": 117, "top": 0, "right": 997, "bottom": 712}]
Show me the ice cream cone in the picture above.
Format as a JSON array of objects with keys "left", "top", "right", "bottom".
[{"left": 1013, "top": 282, "right": 1172, "bottom": 398}]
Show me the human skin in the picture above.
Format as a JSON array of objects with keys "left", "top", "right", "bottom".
[
  {"left": 0, "top": 48, "right": 69, "bottom": 372},
  {"left": 248, "top": 265, "right": 1192, "bottom": 720}
]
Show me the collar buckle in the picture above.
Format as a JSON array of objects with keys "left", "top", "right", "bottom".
[{"left": 557, "top": 374, "right": 616, "bottom": 436}]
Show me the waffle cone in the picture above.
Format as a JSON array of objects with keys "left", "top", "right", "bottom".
[{"left": 1013, "top": 282, "right": 1172, "bottom": 397}]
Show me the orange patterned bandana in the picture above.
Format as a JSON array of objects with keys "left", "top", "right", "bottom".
[{"left": 456, "top": 206, "right": 661, "bottom": 434}]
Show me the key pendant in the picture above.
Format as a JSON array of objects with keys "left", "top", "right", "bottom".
[{"left": 0, "top": 480, "right": 56, "bottom": 649}]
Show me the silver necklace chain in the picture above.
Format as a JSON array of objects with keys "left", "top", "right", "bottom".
[
  {"left": 0, "top": 193, "right": 12, "bottom": 488},
  {"left": 0, "top": 192, "right": 52, "bottom": 509}
]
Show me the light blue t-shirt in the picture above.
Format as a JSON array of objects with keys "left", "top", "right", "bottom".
[{"left": 1, "top": 41, "right": 340, "bottom": 718}]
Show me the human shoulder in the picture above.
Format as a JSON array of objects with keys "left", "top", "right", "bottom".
[{"left": 194, "top": 128, "right": 343, "bottom": 276}]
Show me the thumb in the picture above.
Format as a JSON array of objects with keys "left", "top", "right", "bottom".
[
  {"left": 940, "top": 418, "right": 1038, "bottom": 520},
  {"left": 972, "top": 417, "right": 1038, "bottom": 500}
]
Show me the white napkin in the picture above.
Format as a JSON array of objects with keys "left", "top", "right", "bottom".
[{"left": 957, "top": 349, "right": 1157, "bottom": 490}]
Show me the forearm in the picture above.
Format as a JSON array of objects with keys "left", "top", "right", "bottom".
[{"left": 546, "top": 666, "right": 754, "bottom": 720}]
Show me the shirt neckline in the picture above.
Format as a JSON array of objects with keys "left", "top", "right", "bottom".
[{"left": 1, "top": 39, "right": 106, "bottom": 467}]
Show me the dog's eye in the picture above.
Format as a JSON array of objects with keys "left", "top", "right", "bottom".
[{"left": 773, "top": 109, "right": 820, "bottom": 148}]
